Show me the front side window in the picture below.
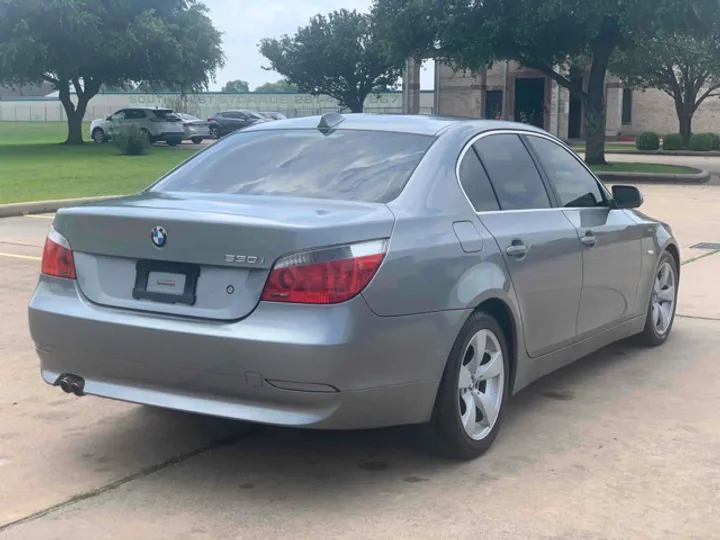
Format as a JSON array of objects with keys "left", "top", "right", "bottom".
[
  {"left": 152, "top": 129, "right": 435, "bottom": 203},
  {"left": 527, "top": 136, "right": 605, "bottom": 208},
  {"left": 473, "top": 134, "right": 551, "bottom": 210}
]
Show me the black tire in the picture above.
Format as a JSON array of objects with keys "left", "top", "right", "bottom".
[
  {"left": 209, "top": 126, "right": 220, "bottom": 139},
  {"left": 139, "top": 129, "right": 152, "bottom": 144},
  {"left": 167, "top": 139, "right": 181, "bottom": 147},
  {"left": 636, "top": 250, "right": 679, "bottom": 347},
  {"left": 92, "top": 128, "right": 106, "bottom": 144},
  {"left": 427, "top": 311, "right": 511, "bottom": 460},
  {"left": 191, "top": 137, "right": 203, "bottom": 144}
]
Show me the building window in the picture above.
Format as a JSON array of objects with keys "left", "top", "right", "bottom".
[{"left": 622, "top": 88, "right": 632, "bottom": 125}]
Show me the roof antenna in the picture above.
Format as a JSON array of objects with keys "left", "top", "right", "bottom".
[{"left": 317, "top": 112, "right": 345, "bottom": 135}]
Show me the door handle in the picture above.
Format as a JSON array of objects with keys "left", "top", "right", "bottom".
[
  {"left": 506, "top": 243, "right": 528, "bottom": 258},
  {"left": 581, "top": 233, "right": 597, "bottom": 247}
]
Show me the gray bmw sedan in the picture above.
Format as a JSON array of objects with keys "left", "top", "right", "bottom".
[{"left": 29, "top": 113, "right": 679, "bottom": 460}]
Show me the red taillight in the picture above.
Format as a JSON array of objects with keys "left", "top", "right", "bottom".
[
  {"left": 261, "top": 239, "right": 388, "bottom": 304},
  {"left": 41, "top": 227, "right": 76, "bottom": 279}
]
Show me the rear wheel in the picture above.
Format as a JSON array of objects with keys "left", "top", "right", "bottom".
[
  {"left": 209, "top": 126, "right": 219, "bottom": 139},
  {"left": 167, "top": 139, "right": 181, "bottom": 147},
  {"left": 427, "top": 312, "right": 510, "bottom": 460},
  {"left": 191, "top": 137, "right": 203, "bottom": 144},
  {"left": 92, "top": 128, "right": 106, "bottom": 144},
  {"left": 637, "top": 251, "right": 678, "bottom": 346}
]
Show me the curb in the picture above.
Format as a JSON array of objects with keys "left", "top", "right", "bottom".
[
  {"left": 595, "top": 169, "right": 711, "bottom": 185},
  {"left": 0, "top": 196, "right": 117, "bottom": 219},
  {"left": 577, "top": 149, "right": 720, "bottom": 157}
]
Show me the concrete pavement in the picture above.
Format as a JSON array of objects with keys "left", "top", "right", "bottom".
[{"left": 1, "top": 185, "right": 720, "bottom": 539}]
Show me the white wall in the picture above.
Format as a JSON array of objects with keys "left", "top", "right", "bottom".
[{"left": 0, "top": 91, "right": 436, "bottom": 122}]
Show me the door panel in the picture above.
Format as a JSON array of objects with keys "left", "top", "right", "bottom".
[
  {"left": 479, "top": 211, "right": 583, "bottom": 357},
  {"left": 562, "top": 209, "right": 643, "bottom": 335}
]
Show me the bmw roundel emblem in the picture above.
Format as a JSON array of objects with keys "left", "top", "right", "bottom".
[{"left": 151, "top": 226, "right": 168, "bottom": 248}]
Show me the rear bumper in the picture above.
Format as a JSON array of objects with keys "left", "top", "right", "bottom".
[
  {"left": 29, "top": 276, "right": 466, "bottom": 429},
  {"left": 184, "top": 127, "right": 210, "bottom": 140},
  {"left": 154, "top": 131, "right": 185, "bottom": 141}
]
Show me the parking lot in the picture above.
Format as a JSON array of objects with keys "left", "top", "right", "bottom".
[{"left": 1, "top": 183, "right": 720, "bottom": 539}]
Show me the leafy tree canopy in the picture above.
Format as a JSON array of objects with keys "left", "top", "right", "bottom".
[
  {"left": 254, "top": 79, "right": 298, "bottom": 93},
  {"left": 222, "top": 79, "right": 250, "bottom": 92},
  {"left": 611, "top": 32, "right": 720, "bottom": 145},
  {"left": 0, "top": 0, "right": 224, "bottom": 144},
  {"left": 259, "top": 9, "right": 403, "bottom": 112},
  {"left": 373, "top": 0, "right": 718, "bottom": 163}
]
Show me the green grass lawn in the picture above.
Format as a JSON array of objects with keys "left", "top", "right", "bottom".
[
  {"left": 0, "top": 122, "right": 194, "bottom": 204},
  {"left": 590, "top": 162, "right": 697, "bottom": 174},
  {"left": 571, "top": 143, "right": 637, "bottom": 152}
]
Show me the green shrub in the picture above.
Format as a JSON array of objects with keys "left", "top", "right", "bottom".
[
  {"left": 689, "top": 133, "right": 714, "bottom": 151},
  {"left": 705, "top": 132, "right": 720, "bottom": 150},
  {"left": 662, "top": 133, "right": 683, "bottom": 151},
  {"left": 635, "top": 131, "right": 660, "bottom": 151},
  {"left": 113, "top": 124, "right": 150, "bottom": 156}
]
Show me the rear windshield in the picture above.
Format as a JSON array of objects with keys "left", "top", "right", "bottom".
[{"left": 151, "top": 129, "right": 434, "bottom": 202}]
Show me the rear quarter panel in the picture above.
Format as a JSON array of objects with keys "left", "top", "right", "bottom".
[{"left": 362, "top": 126, "right": 524, "bottom": 344}]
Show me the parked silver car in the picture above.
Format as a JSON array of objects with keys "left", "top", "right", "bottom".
[
  {"left": 90, "top": 107, "right": 185, "bottom": 146},
  {"left": 29, "top": 114, "right": 679, "bottom": 460},
  {"left": 178, "top": 113, "right": 211, "bottom": 144}
]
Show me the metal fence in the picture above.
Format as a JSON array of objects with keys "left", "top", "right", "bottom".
[{"left": 0, "top": 102, "right": 434, "bottom": 122}]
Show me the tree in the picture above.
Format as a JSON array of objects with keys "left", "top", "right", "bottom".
[
  {"left": 0, "top": 0, "right": 224, "bottom": 145},
  {"left": 254, "top": 79, "right": 298, "bottom": 93},
  {"left": 611, "top": 33, "right": 720, "bottom": 146},
  {"left": 259, "top": 9, "right": 403, "bottom": 113},
  {"left": 222, "top": 79, "right": 250, "bottom": 92},
  {"left": 373, "top": 0, "right": 717, "bottom": 164}
]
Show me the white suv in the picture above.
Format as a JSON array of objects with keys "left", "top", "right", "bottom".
[{"left": 90, "top": 107, "right": 186, "bottom": 146}]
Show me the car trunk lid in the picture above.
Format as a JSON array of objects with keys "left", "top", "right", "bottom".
[{"left": 54, "top": 193, "right": 395, "bottom": 321}]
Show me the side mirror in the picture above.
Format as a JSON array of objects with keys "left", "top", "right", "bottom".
[{"left": 612, "top": 185, "right": 643, "bottom": 209}]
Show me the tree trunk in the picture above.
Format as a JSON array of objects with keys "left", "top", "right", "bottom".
[
  {"left": 677, "top": 105, "right": 693, "bottom": 147},
  {"left": 65, "top": 109, "right": 85, "bottom": 145},
  {"left": 57, "top": 79, "right": 92, "bottom": 145},
  {"left": 347, "top": 99, "right": 363, "bottom": 113},
  {"left": 583, "top": 64, "right": 608, "bottom": 165}
]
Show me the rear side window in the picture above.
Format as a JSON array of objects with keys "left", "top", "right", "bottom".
[
  {"left": 458, "top": 149, "right": 500, "bottom": 212},
  {"left": 473, "top": 134, "right": 551, "bottom": 210},
  {"left": 151, "top": 110, "right": 181, "bottom": 121},
  {"left": 152, "top": 129, "right": 434, "bottom": 203}
]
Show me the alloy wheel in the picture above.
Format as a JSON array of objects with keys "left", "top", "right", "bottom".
[
  {"left": 652, "top": 261, "right": 676, "bottom": 335},
  {"left": 458, "top": 328, "right": 505, "bottom": 441}
]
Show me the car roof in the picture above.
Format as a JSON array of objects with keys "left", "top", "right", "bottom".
[{"left": 242, "top": 113, "right": 551, "bottom": 137}]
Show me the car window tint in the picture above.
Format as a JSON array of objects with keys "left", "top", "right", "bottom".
[
  {"left": 152, "top": 129, "right": 434, "bottom": 203},
  {"left": 151, "top": 110, "right": 181, "bottom": 121},
  {"left": 224, "top": 112, "right": 241, "bottom": 119},
  {"left": 527, "top": 136, "right": 606, "bottom": 208},
  {"left": 458, "top": 148, "right": 500, "bottom": 212},
  {"left": 473, "top": 134, "right": 551, "bottom": 210},
  {"left": 125, "top": 109, "right": 145, "bottom": 120}
]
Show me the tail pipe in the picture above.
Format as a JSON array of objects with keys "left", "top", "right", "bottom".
[{"left": 57, "top": 374, "right": 85, "bottom": 397}]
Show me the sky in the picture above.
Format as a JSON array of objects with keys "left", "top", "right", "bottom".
[{"left": 203, "top": 0, "right": 435, "bottom": 91}]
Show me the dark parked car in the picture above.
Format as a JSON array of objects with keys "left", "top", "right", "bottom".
[{"left": 207, "top": 110, "right": 267, "bottom": 138}]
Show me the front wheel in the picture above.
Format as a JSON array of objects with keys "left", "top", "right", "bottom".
[
  {"left": 209, "top": 126, "right": 220, "bottom": 139},
  {"left": 427, "top": 312, "right": 511, "bottom": 460},
  {"left": 636, "top": 251, "right": 678, "bottom": 346},
  {"left": 191, "top": 137, "right": 203, "bottom": 144},
  {"left": 92, "top": 128, "right": 106, "bottom": 144}
]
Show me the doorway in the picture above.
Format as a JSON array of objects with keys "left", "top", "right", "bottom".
[
  {"left": 485, "top": 90, "right": 503, "bottom": 119},
  {"left": 514, "top": 78, "right": 545, "bottom": 129}
]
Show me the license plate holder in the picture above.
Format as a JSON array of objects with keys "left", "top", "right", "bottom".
[{"left": 132, "top": 260, "right": 200, "bottom": 306}]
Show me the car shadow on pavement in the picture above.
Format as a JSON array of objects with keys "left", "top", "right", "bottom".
[{"left": 60, "top": 332, "right": 687, "bottom": 507}]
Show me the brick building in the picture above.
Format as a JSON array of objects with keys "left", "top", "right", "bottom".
[{"left": 429, "top": 61, "right": 720, "bottom": 140}]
